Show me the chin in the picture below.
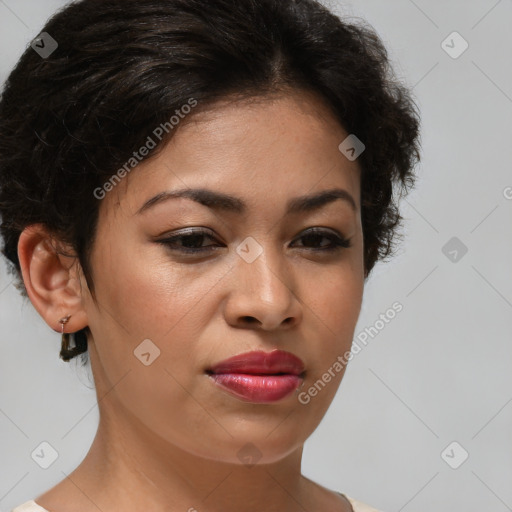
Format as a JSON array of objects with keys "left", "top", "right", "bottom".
[{"left": 181, "top": 426, "right": 307, "bottom": 466}]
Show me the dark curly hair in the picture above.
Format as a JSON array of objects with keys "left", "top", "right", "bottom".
[{"left": 0, "top": 0, "right": 421, "bottom": 363}]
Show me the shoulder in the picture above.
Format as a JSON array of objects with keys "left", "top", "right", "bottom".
[
  {"left": 11, "top": 500, "right": 49, "bottom": 512},
  {"left": 345, "top": 495, "right": 384, "bottom": 512}
]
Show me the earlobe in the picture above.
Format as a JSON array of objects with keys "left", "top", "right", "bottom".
[{"left": 17, "top": 223, "right": 88, "bottom": 334}]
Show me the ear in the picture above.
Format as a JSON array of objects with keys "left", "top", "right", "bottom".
[{"left": 17, "top": 223, "right": 88, "bottom": 334}]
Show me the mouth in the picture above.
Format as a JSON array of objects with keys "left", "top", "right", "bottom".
[{"left": 205, "top": 349, "right": 306, "bottom": 403}]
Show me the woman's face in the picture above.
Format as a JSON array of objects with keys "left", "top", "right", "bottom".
[{"left": 82, "top": 90, "right": 364, "bottom": 465}]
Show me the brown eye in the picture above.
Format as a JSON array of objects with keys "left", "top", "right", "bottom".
[
  {"left": 157, "top": 229, "right": 222, "bottom": 254},
  {"left": 291, "top": 228, "right": 352, "bottom": 251}
]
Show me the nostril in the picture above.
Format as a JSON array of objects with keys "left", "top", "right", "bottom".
[{"left": 241, "top": 316, "right": 258, "bottom": 324}]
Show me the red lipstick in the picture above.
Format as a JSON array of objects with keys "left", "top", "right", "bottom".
[{"left": 206, "top": 350, "right": 305, "bottom": 403}]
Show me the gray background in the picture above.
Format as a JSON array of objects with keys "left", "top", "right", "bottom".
[{"left": 1, "top": 1, "right": 511, "bottom": 511}]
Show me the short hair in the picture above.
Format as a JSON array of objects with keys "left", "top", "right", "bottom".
[{"left": 0, "top": 0, "right": 421, "bottom": 362}]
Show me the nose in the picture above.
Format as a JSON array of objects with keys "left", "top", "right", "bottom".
[{"left": 223, "top": 244, "right": 303, "bottom": 331}]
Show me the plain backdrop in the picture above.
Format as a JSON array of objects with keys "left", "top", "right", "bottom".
[{"left": 0, "top": 1, "right": 511, "bottom": 511}]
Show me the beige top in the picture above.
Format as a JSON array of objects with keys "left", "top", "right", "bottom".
[{"left": 12, "top": 495, "right": 383, "bottom": 511}]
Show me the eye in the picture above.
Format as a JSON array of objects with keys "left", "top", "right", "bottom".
[
  {"left": 156, "top": 228, "right": 222, "bottom": 254},
  {"left": 291, "top": 227, "right": 352, "bottom": 252}
]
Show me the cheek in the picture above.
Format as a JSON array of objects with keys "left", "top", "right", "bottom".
[
  {"left": 89, "top": 243, "right": 231, "bottom": 382},
  {"left": 86, "top": 248, "right": 222, "bottom": 444},
  {"left": 93, "top": 242, "right": 209, "bottom": 338},
  {"left": 306, "top": 265, "right": 363, "bottom": 338},
  {"left": 300, "top": 267, "right": 363, "bottom": 394}
]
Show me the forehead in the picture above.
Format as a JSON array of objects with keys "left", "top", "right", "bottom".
[{"left": 103, "top": 89, "right": 361, "bottom": 218}]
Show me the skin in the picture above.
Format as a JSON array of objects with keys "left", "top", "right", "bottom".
[{"left": 18, "top": 89, "right": 365, "bottom": 512}]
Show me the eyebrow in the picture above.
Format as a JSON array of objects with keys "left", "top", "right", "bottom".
[{"left": 136, "top": 186, "right": 357, "bottom": 216}]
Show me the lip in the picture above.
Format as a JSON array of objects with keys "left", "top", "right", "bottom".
[{"left": 206, "top": 350, "right": 305, "bottom": 403}]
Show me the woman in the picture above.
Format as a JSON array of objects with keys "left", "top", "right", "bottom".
[{"left": 0, "top": 0, "right": 420, "bottom": 510}]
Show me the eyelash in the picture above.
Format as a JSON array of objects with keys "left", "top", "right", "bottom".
[{"left": 156, "top": 228, "right": 352, "bottom": 255}]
